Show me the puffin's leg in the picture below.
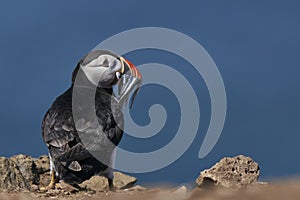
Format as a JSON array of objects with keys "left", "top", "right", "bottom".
[
  {"left": 108, "top": 178, "right": 115, "bottom": 191},
  {"left": 108, "top": 150, "right": 116, "bottom": 191},
  {"left": 48, "top": 170, "right": 57, "bottom": 188},
  {"left": 40, "top": 154, "right": 58, "bottom": 191},
  {"left": 40, "top": 170, "right": 57, "bottom": 191}
]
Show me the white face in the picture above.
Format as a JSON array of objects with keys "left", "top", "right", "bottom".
[{"left": 81, "top": 54, "right": 122, "bottom": 87}]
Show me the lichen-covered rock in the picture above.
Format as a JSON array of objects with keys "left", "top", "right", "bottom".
[
  {"left": 0, "top": 157, "right": 31, "bottom": 191},
  {"left": 32, "top": 155, "right": 51, "bottom": 189},
  {"left": 0, "top": 155, "right": 50, "bottom": 191},
  {"left": 79, "top": 172, "right": 137, "bottom": 191},
  {"left": 196, "top": 155, "right": 260, "bottom": 189},
  {"left": 33, "top": 155, "right": 50, "bottom": 174},
  {"left": 0, "top": 154, "right": 136, "bottom": 192},
  {"left": 38, "top": 171, "right": 52, "bottom": 188},
  {"left": 10, "top": 154, "right": 39, "bottom": 185}
]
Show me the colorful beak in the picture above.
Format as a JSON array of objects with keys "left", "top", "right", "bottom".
[{"left": 116, "top": 57, "right": 142, "bottom": 108}]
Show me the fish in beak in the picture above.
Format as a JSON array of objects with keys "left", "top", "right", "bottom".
[{"left": 115, "top": 57, "right": 142, "bottom": 109}]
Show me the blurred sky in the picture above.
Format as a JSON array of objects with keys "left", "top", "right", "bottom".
[{"left": 0, "top": 0, "right": 300, "bottom": 185}]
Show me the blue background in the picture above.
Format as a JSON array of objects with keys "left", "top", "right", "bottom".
[{"left": 1, "top": 0, "right": 300, "bottom": 185}]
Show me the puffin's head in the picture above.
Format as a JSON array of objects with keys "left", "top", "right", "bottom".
[{"left": 72, "top": 50, "right": 142, "bottom": 107}]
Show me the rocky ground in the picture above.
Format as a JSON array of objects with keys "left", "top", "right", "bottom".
[{"left": 0, "top": 154, "right": 299, "bottom": 200}]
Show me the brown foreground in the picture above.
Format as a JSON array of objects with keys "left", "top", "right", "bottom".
[
  {"left": 1, "top": 154, "right": 299, "bottom": 199},
  {"left": 0, "top": 181, "right": 300, "bottom": 200}
]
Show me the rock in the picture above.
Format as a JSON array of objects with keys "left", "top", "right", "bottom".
[
  {"left": 38, "top": 171, "right": 52, "bottom": 189},
  {"left": 33, "top": 156, "right": 51, "bottom": 189},
  {"left": 33, "top": 155, "right": 50, "bottom": 174},
  {"left": 33, "top": 155, "right": 51, "bottom": 188},
  {"left": 113, "top": 172, "right": 137, "bottom": 189},
  {"left": 79, "top": 176, "right": 107, "bottom": 192},
  {"left": 55, "top": 182, "right": 79, "bottom": 193},
  {"left": 171, "top": 186, "right": 187, "bottom": 196},
  {"left": 0, "top": 155, "right": 50, "bottom": 191},
  {"left": 0, "top": 154, "right": 136, "bottom": 192},
  {"left": 196, "top": 155, "right": 260, "bottom": 189},
  {"left": 0, "top": 156, "right": 31, "bottom": 191},
  {"left": 79, "top": 172, "right": 137, "bottom": 191},
  {"left": 31, "top": 184, "right": 39, "bottom": 191},
  {"left": 10, "top": 154, "right": 40, "bottom": 185}
]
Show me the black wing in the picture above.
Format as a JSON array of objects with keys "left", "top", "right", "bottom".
[{"left": 42, "top": 87, "right": 124, "bottom": 172}]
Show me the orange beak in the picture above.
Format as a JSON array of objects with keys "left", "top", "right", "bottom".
[{"left": 116, "top": 57, "right": 142, "bottom": 108}]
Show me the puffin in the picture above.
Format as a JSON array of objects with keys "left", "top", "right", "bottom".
[{"left": 41, "top": 50, "right": 142, "bottom": 191}]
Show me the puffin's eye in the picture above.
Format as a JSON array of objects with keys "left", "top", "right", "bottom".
[{"left": 102, "top": 58, "right": 109, "bottom": 68}]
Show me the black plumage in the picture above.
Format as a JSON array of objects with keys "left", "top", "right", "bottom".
[{"left": 41, "top": 50, "right": 141, "bottom": 190}]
